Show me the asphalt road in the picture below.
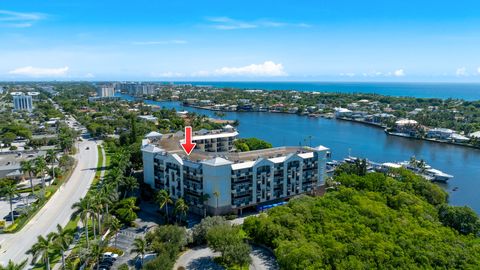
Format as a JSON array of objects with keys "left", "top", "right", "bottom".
[
  {"left": 0, "top": 139, "right": 98, "bottom": 264},
  {"left": 174, "top": 245, "right": 279, "bottom": 270}
]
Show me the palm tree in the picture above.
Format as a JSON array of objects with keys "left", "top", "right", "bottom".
[
  {"left": 27, "top": 233, "right": 55, "bottom": 270},
  {"left": 175, "top": 198, "right": 189, "bottom": 224},
  {"left": 99, "top": 183, "right": 118, "bottom": 226},
  {"left": 52, "top": 224, "right": 73, "bottom": 270},
  {"left": 45, "top": 150, "right": 58, "bottom": 182},
  {"left": 200, "top": 193, "right": 210, "bottom": 217},
  {"left": 409, "top": 156, "right": 417, "bottom": 167},
  {"left": 109, "top": 217, "right": 122, "bottom": 248},
  {"left": 155, "top": 189, "right": 172, "bottom": 223},
  {"left": 20, "top": 160, "right": 35, "bottom": 194},
  {"left": 34, "top": 157, "right": 47, "bottom": 194},
  {"left": 120, "top": 176, "right": 139, "bottom": 199},
  {"left": 213, "top": 191, "right": 220, "bottom": 215},
  {"left": 71, "top": 197, "right": 92, "bottom": 248},
  {"left": 115, "top": 197, "right": 139, "bottom": 224},
  {"left": 1, "top": 182, "right": 20, "bottom": 222},
  {"left": 131, "top": 237, "right": 147, "bottom": 266},
  {"left": 0, "top": 259, "right": 28, "bottom": 270},
  {"left": 418, "top": 159, "right": 426, "bottom": 172},
  {"left": 89, "top": 239, "right": 106, "bottom": 270},
  {"left": 105, "top": 168, "right": 123, "bottom": 193},
  {"left": 90, "top": 191, "right": 105, "bottom": 238}
]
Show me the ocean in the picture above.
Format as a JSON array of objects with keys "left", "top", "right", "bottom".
[{"left": 172, "top": 81, "right": 480, "bottom": 101}]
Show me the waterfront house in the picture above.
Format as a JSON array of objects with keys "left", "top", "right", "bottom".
[
  {"left": 334, "top": 107, "right": 353, "bottom": 118},
  {"left": 470, "top": 131, "right": 480, "bottom": 139},
  {"left": 199, "top": 100, "right": 213, "bottom": 106},
  {"left": 184, "top": 98, "right": 198, "bottom": 105},
  {"left": 372, "top": 113, "right": 395, "bottom": 123},
  {"left": 394, "top": 119, "right": 421, "bottom": 136},
  {"left": 450, "top": 133, "right": 470, "bottom": 143},
  {"left": 426, "top": 128, "right": 454, "bottom": 140}
]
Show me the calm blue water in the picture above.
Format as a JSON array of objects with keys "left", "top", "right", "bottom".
[
  {"left": 117, "top": 93, "right": 480, "bottom": 213},
  {"left": 172, "top": 82, "right": 480, "bottom": 101}
]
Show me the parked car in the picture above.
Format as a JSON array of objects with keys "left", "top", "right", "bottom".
[
  {"left": 102, "top": 252, "right": 118, "bottom": 260},
  {"left": 4, "top": 211, "right": 21, "bottom": 221},
  {"left": 95, "top": 264, "right": 110, "bottom": 270},
  {"left": 99, "top": 260, "right": 114, "bottom": 267}
]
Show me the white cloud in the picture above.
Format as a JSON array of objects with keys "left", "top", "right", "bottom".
[
  {"left": 361, "top": 69, "right": 405, "bottom": 78},
  {"left": 456, "top": 67, "right": 468, "bottom": 77},
  {"left": 362, "top": 71, "right": 383, "bottom": 77},
  {"left": 0, "top": 10, "right": 45, "bottom": 28},
  {"left": 191, "top": 70, "right": 211, "bottom": 77},
  {"left": 206, "top": 17, "right": 310, "bottom": 30},
  {"left": 393, "top": 69, "right": 405, "bottom": 77},
  {"left": 339, "top": 73, "right": 356, "bottom": 77},
  {"left": 132, "top": 40, "right": 187, "bottom": 45},
  {"left": 151, "top": 71, "right": 185, "bottom": 78},
  {"left": 213, "top": 61, "right": 287, "bottom": 77},
  {"left": 8, "top": 66, "right": 69, "bottom": 77},
  {"left": 477, "top": 67, "right": 480, "bottom": 74},
  {"left": 84, "top": 73, "right": 95, "bottom": 78},
  {"left": 206, "top": 17, "right": 257, "bottom": 30}
]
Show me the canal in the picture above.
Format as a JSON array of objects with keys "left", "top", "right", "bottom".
[{"left": 118, "top": 94, "right": 480, "bottom": 213}]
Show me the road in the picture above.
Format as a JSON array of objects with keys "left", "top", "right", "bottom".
[
  {"left": 0, "top": 139, "right": 98, "bottom": 264},
  {"left": 174, "top": 245, "right": 278, "bottom": 270}
]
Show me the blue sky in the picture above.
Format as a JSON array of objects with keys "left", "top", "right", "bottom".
[{"left": 1, "top": 0, "right": 480, "bottom": 81}]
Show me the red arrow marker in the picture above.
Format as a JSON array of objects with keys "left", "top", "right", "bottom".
[{"left": 181, "top": 126, "right": 196, "bottom": 155}]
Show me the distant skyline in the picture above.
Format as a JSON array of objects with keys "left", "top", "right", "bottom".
[{"left": 1, "top": 1, "right": 480, "bottom": 82}]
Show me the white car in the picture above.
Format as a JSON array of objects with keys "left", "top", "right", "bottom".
[{"left": 102, "top": 252, "right": 119, "bottom": 260}]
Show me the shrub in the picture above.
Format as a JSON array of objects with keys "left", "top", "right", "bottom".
[
  {"left": 103, "top": 246, "right": 124, "bottom": 256},
  {"left": 191, "top": 216, "right": 229, "bottom": 245},
  {"left": 225, "top": 214, "right": 237, "bottom": 220},
  {"left": 118, "top": 263, "right": 129, "bottom": 270},
  {"left": 4, "top": 222, "right": 18, "bottom": 233},
  {"left": 206, "top": 224, "right": 251, "bottom": 267}
]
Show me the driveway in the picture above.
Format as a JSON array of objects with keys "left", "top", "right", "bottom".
[
  {"left": 0, "top": 139, "right": 99, "bottom": 264},
  {"left": 174, "top": 245, "right": 279, "bottom": 270}
]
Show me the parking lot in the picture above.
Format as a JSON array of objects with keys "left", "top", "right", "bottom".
[{"left": 0, "top": 193, "right": 37, "bottom": 225}]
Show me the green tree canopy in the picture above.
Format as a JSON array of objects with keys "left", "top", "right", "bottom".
[{"left": 243, "top": 170, "right": 480, "bottom": 269}]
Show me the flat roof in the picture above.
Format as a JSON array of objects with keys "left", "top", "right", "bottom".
[
  {"left": 150, "top": 131, "right": 328, "bottom": 165},
  {"left": 190, "top": 131, "right": 238, "bottom": 141}
]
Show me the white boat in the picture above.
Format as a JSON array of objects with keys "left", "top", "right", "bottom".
[{"left": 423, "top": 168, "right": 453, "bottom": 182}]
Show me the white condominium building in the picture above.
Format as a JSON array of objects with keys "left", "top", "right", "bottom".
[
  {"left": 13, "top": 94, "right": 33, "bottom": 112},
  {"left": 142, "top": 126, "right": 329, "bottom": 215},
  {"left": 97, "top": 85, "right": 115, "bottom": 97}
]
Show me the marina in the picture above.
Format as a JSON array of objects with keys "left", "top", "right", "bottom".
[{"left": 327, "top": 156, "right": 454, "bottom": 182}]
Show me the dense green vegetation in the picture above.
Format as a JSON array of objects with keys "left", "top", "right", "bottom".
[
  {"left": 143, "top": 225, "right": 188, "bottom": 270},
  {"left": 234, "top": 137, "right": 273, "bottom": 152},
  {"left": 243, "top": 170, "right": 480, "bottom": 269},
  {"left": 191, "top": 216, "right": 230, "bottom": 245},
  {"left": 207, "top": 224, "right": 251, "bottom": 268},
  {"left": 53, "top": 83, "right": 224, "bottom": 140}
]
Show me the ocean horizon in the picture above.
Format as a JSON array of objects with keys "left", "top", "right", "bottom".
[{"left": 169, "top": 81, "right": 480, "bottom": 101}]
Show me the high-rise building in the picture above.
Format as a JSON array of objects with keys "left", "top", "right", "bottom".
[
  {"left": 97, "top": 85, "right": 115, "bottom": 97},
  {"left": 141, "top": 126, "right": 329, "bottom": 215},
  {"left": 13, "top": 94, "right": 33, "bottom": 112}
]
